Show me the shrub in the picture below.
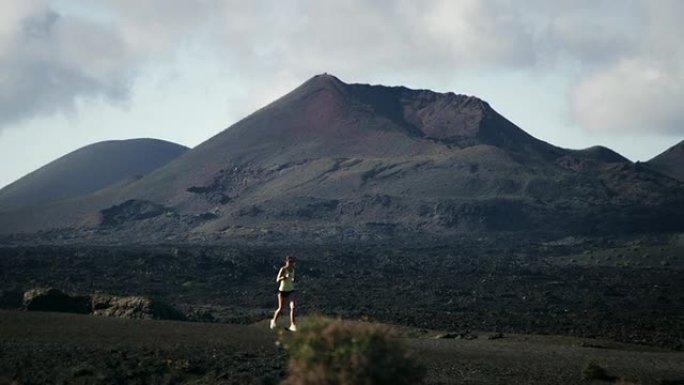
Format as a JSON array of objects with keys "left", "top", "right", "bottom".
[
  {"left": 581, "top": 361, "right": 612, "bottom": 381},
  {"left": 279, "top": 316, "right": 425, "bottom": 385}
]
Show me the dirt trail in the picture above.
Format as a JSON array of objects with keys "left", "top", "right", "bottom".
[
  {"left": 412, "top": 334, "right": 683, "bottom": 384},
  {"left": 0, "top": 311, "right": 682, "bottom": 385}
]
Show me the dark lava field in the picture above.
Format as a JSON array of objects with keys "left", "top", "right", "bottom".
[{"left": 2, "top": 234, "right": 682, "bottom": 351}]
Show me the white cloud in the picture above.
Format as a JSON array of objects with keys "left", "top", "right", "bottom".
[
  {"left": 205, "top": 0, "right": 540, "bottom": 76},
  {"left": 1, "top": 0, "right": 683, "bottom": 137},
  {"left": 567, "top": 1, "right": 684, "bottom": 135},
  {"left": 542, "top": 4, "right": 640, "bottom": 64},
  {"left": 0, "top": 0, "right": 46, "bottom": 56},
  {"left": 572, "top": 58, "right": 684, "bottom": 134},
  {"left": 0, "top": 3, "right": 136, "bottom": 126},
  {"left": 417, "top": 0, "right": 536, "bottom": 67}
]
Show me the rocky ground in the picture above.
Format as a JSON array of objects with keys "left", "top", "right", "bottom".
[
  {"left": 0, "top": 234, "right": 682, "bottom": 383},
  {"left": 1, "top": 234, "right": 682, "bottom": 349},
  {"left": 0, "top": 310, "right": 285, "bottom": 385},
  {"left": 0, "top": 311, "right": 682, "bottom": 385}
]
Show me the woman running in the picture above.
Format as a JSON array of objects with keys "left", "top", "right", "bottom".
[{"left": 270, "top": 255, "right": 297, "bottom": 331}]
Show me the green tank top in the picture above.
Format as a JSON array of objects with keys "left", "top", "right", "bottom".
[{"left": 279, "top": 267, "right": 295, "bottom": 292}]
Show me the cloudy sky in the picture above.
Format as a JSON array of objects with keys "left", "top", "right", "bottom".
[{"left": 1, "top": 0, "right": 683, "bottom": 189}]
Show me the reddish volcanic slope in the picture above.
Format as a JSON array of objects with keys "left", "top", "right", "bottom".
[{"left": 0, "top": 74, "right": 682, "bottom": 243}]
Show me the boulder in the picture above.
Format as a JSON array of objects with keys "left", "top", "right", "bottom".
[
  {"left": 22, "top": 288, "right": 90, "bottom": 314},
  {"left": 91, "top": 294, "right": 186, "bottom": 320},
  {"left": 20, "top": 288, "right": 185, "bottom": 321}
]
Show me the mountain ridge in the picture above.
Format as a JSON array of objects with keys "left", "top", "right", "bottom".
[
  {"left": 646, "top": 140, "right": 684, "bottom": 181},
  {"left": 0, "top": 138, "right": 189, "bottom": 211},
  {"left": 0, "top": 74, "right": 682, "bottom": 243}
]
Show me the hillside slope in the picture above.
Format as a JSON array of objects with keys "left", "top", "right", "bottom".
[
  {"left": 0, "top": 138, "right": 188, "bottom": 211},
  {"left": 646, "top": 140, "right": 684, "bottom": 181},
  {"left": 0, "top": 75, "right": 682, "bottom": 243}
]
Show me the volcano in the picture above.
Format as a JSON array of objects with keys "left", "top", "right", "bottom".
[
  {"left": 646, "top": 140, "right": 684, "bottom": 181},
  {"left": 0, "top": 74, "right": 682, "bottom": 244},
  {"left": 0, "top": 139, "right": 188, "bottom": 211}
]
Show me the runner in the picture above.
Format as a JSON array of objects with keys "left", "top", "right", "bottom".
[{"left": 270, "top": 255, "right": 297, "bottom": 331}]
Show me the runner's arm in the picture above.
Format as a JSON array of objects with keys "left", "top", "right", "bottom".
[{"left": 276, "top": 267, "right": 286, "bottom": 282}]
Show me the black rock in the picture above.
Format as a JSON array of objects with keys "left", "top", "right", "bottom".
[{"left": 22, "top": 288, "right": 90, "bottom": 314}]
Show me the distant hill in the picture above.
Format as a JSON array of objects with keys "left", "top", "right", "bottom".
[
  {"left": 0, "top": 139, "right": 188, "bottom": 211},
  {"left": 0, "top": 74, "right": 682, "bottom": 244},
  {"left": 646, "top": 140, "right": 684, "bottom": 181}
]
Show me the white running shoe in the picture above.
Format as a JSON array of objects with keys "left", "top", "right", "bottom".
[
  {"left": 270, "top": 319, "right": 276, "bottom": 329},
  {"left": 288, "top": 324, "right": 297, "bottom": 332}
]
